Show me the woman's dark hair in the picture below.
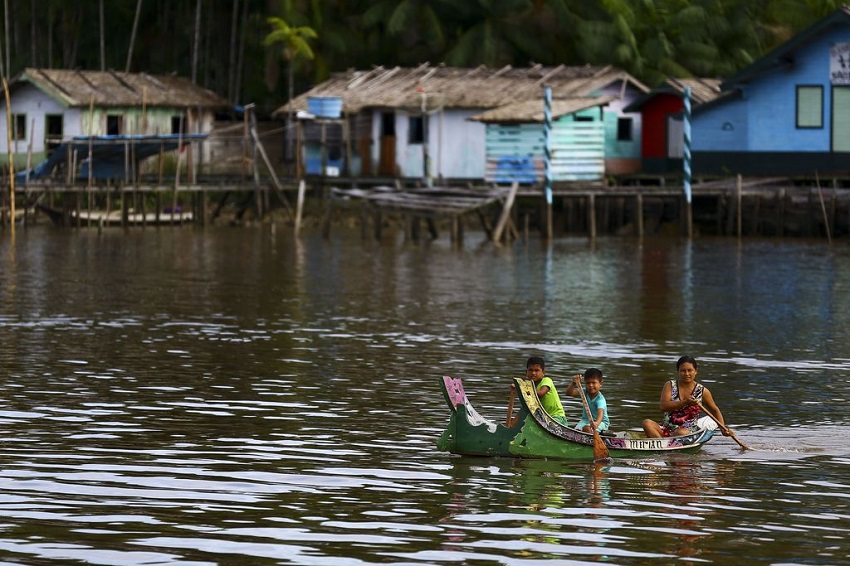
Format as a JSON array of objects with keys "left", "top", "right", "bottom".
[
  {"left": 676, "top": 356, "right": 698, "bottom": 370},
  {"left": 526, "top": 356, "right": 545, "bottom": 369}
]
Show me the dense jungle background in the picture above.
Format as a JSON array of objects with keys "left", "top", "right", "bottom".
[{"left": 0, "top": 0, "right": 844, "bottom": 115}]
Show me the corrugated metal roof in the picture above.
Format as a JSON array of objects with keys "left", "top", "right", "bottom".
[
  {"left": 470, "top": 96, "right": 614, "bottom": 123},
  {"left": 273, "top": 64, "right": 648, "bottom": 116},
  {"left": 12, "top": 68, "right": 228, "bottom": 109},
  {"left": 663, "top": 78, "right": 722, "bottom": 104},
  {"left": 622, "top": 77, "right": 722, "bottom": 112}
]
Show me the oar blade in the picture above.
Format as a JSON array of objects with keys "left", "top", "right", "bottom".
[{"left": 591, "top": 429, "right": 611, "bottom": 462}]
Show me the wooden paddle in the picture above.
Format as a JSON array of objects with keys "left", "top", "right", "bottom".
[
  {"left": 696, "top": 399, "right": 751, "bottom": 450},
  {"left": 506, "top": 383, "right": 516, "bottom": 427},
  {"left": 575, "top": 379, "right": 611, "bottom": 462}
]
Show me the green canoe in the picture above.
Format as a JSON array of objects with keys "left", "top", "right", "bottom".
[{"left": 437, "top": 375, "right": 713, "bottom": 461}]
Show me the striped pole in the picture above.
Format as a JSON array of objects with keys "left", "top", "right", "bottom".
[
  {"left": 543, "top": 86, "right": 553, "bottom": 238},
  {"left": 683, "top": 86, "right": 693, "bottom": 238}
]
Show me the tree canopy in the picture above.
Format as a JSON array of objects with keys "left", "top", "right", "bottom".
[{"left": 0, "top": 0, "right": 842, "bottom": 115}]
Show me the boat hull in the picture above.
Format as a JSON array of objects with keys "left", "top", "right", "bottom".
[{"left": 438, "top": 376, "right": 713, "bottom": 461}]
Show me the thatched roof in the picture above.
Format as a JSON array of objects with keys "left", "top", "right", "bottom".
[
  {"left": 12, "top": 68, "right": 228, "bottom": 109},
  {"left": 469, "top": 95, "right": 615, "bottom": 123},
  {"left": 273, "top": 63, "right": 648, "bottom": 117}
]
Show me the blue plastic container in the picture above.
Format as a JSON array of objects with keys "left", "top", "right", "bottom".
[{"left": 307, "top": 96, "right": 343, "bottom": 118}]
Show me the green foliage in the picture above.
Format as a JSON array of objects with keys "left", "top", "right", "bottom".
[{"left": 0, "top": 0, "right": 842, "bottom": 109}]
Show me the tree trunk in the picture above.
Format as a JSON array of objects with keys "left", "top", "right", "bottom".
[
  {"left": 99, "top": 0, "right": 105, "bottom": 71},
  {"left": 126, "top": 0, "right": 143, "bottom": 72},
  {"left": 234, "top": 0, "right": 248, "bottom": 104},
  {"left": 192, "top": 0, "right": 201, "bottom": 83},
  {"left": 228, "top": 0, "right": 239, "bottom": 102},
  {"left": 30, "top": 0, "right": 36, "bottom": 67}
]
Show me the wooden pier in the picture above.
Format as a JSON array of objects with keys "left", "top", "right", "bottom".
[
  {"left": 3, "top": 174, "right": 850, "bottom": 242},
  {"left": 320, "top": 175, "right": 850, "bottom": 243}
]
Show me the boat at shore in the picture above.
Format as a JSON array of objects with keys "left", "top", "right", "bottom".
[
  {"left": 36, "top": 204, "right": 193, "bottom": 227},
  {"left": 437, "top": 375, "right": 714, "bottom": 461}
]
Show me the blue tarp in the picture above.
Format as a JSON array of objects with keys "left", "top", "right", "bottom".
[{"left": 15, "top": 133, "right": 208, "bottom": 185}]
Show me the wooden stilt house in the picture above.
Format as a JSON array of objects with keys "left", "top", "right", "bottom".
[{"left": 274, "top": 64, "right": 648, "bottom": 183}]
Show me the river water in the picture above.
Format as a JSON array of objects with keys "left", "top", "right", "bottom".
[{"left": 1, "top": 223, "right": 849, "bottom": 565}]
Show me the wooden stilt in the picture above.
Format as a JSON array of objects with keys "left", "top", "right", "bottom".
[
  {"left": 427, "top": 218, "right": 438, "bottom": 240},
  {"left": 373, "top": 209, "right": 383, "bottom": 241},
  {"left": 736, "top": 174, "right": 742, "bottom": 239},
  {"left": 636, "top": 193, "right": 644, "bottom": 238},
  {"left": 321, "top": 197, "right": 334, "bottom": 239},
  {"left": 410, "top": 216, "right": 421, "bottom": 243},
  {"left": 294, "top": 179, "right": 306, "bottom": 235},
  {"left": 588, "top": 193, "right": 596, "bottom": 240},
  {"left": 492, "top": 181, "right": 519, "bottom": 244},
  {"left": 360, "top": 203, "right": 369, "bottom": 240},
  {"left": 751, "top": 193, "right": 760, "bottom": 235}
]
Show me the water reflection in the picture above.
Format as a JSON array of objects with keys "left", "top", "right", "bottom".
[{"left": 0, "top": 226, "right": 849, "bottom": 563}]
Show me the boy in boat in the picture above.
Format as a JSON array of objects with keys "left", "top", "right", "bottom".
[
  {"left": 525, "top": 356, "right": 568, "bottom": 425},
  {"left": 564, "top": 368, "right": 610, "bottom": 433}
]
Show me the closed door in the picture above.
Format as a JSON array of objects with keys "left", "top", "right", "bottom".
[
  {"left": 832, "top": 86, "right": 850, "bottom": 152},
  {"left": 667, "top": 115, "right": 683, "bottom": 158}
]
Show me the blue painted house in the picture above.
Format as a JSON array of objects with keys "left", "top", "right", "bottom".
[{"left": 693, "top": 6, "right": 850, "bottom": 175}]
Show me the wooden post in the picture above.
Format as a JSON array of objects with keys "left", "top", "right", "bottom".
[
  {"left": 751, "top": 193, "right": 760, "bottom": 235},
  {"left": 524, "top": 213, "right": 529, "bottom": 243},
  {"left": 815, "top": 171, "right": 832, "bottom": 244},
  {"left": 427, "top": 218, "right": 438, "bottom": 240},
  {"left": 715, "top": 194, "right": 723, "bottom": 235},
  {"left": 105, "top": 181, "right": 112, "bottom": 225},
  {"left": 588, "top": 193, "right": 597, "bottom": 240},
  {"left": 121, "top": 189, "right": 128, "bottom": 228},
  {"left": 492, "top": 181, "right": 519, "bottom": 244},
  {"left": 360, "top": 202, "right": 369, "bottom": 240},
  {"left": 636, "top": 193, "right": 644, "bottom": 238},
  {"left": 294, "top": 179, "right": 306, "bottom": 235},
  {"left": 321, "top": 197, "right": 334, "bottom": 239},
  {"left": 199, "top": 190, "right": 207, "bottom": 226},
  {"left": 173, "top": 115, "right": 184, "bottom": 225},
  {"left": 736, "top": 174, "right": 742, "bottom": 239},
  {"left": 3, "top": 77, "right": 15, "bottom": 234},
  {"left": 373, "top": 209, "right": 383, "bottom": 241}
]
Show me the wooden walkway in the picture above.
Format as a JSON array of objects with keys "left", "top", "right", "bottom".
[
  {"left": 320, "top": 176, "right": 850, "bottom": 242},
  {"left": 323, "top": 184, "right": 518, "bottom": 244}
]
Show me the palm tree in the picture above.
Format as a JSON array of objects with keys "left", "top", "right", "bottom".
[
  {"left": 263, "top": 15, "right": 317, "bottom": 162},
  {"left": 263, "top": 16, "right": 317, "bottom": 109}
]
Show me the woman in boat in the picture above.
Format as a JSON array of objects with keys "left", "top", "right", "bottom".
[
  {"left": 525, "top": 356, "right": 568, "bottom": 425},
  {"left": 642, "top": 356, "right": 727, "bottom": 438}
]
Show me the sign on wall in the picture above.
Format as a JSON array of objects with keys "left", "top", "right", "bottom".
[{"left": 830, "top": 42, "right": 850, "bottom": 84}]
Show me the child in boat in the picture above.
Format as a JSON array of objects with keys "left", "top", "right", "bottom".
[
  {"left": 641, "top": 355, "right": 725, "bottom": 438},
  {"left": 564, "top": 368, "right": 610, "bottom": 433},
  {"left": 525, "top": 356, "right": 568, "bottom": 425}
]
